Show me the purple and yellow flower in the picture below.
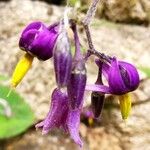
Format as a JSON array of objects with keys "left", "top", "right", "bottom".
[
  {"left": 86, "top": 57, "right": 140, "bottom": 120},
  {"left": 10, "top": 21, "right": 59, "bottom": 88}
]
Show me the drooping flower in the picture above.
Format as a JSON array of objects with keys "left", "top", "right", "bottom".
[
  {"left": 35, "top": 88, "right": 69, "bottom": 134},
  {"left": 86, "top": 57, "right": 140, "bottom": 95},
  {"left": 19, "top": 21, "right": 59, "bottom": 60},
  {"left": 86, "top": 57, "right": 140, "bottom": 120},
  {"left": 53, "top": 27, "right": 72, "bottom": 88},
  {"left": 10, "top": 21, "right": 59, "bottom": 88},
  {"left": 36, "top": 87, "right": 84, "bottom": 147}
]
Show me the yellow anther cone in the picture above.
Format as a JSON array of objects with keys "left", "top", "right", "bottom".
[
  {"left": 119, "top": 93, "right": 132, "bottom": 120},
  {"left": 88, "top": 117, "right": 94, "bottom": 126},
  {"left": 11, "top": 53, "right": 34, "bottom": 88}
]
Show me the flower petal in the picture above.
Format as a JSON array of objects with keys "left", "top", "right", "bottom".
[
  {"left": 119, "top": 61, "right": 140, "bottom": 91},
  {"left": 85, "top": 84, "right": 111, "bottom": 94},
  {"left": 35, "top": 88, "right": 69, "bottom": 134},
  {"left": 108, "top": 58, "right": 128, "bottom": 94},
  {"left": 67, "top": 109, "right": 83, "bottom": 147}
]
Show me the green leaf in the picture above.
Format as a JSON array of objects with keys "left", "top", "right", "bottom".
[
  {"left": 69, "top": 0, "right": 79, "bottom": 7},
  {"left": 139, "top": 67, "right": 150, "bottom": 78},
  {"left": 0, "top": 84, "right": 35, "bottom": 139},
  {"left": 0, "top": 74, "right": 9, "bottom": 81}
]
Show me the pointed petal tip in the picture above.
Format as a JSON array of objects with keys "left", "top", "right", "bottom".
[
  {"left": 35, "top": 121, "right": 44, "bottom": 129},
  {"left": 72, "top": 136, "right": 83, "bottom": 148},
  {"left": 42, "top": 129, "right": 49, "bottom": 135}
]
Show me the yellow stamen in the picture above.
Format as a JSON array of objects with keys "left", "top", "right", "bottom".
[
  {"left": 88, "top": 117, "right": 94, "bottom": 126},
  {"left": 11, "top": 53, "right": 34, "bottom": 88},
  {"left": 119, "top": 93, "right": 132, "bottom": 120}
]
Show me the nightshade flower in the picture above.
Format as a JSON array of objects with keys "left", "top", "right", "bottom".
[
  {"left": 19, "top": 21, "right": 59, "bottom": 60},
  {"left": 86, "top": 57, "right": 140, "bottom": 119},
  {"left": 36, "top": 88, "right": 69, "bottom": 134},
  {"left": 10, "top": 21, "right": 59, "bottom": 88},
  {"left": 36, "top": 88, "right": 84, "bottom": 147},
  {"left": 86, "top": 57, "right": 140, "bottom": 95}
]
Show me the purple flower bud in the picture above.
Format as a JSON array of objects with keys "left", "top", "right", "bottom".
[
  {"left": 108, "top": 58, "right": 140, "bottom": 95},
  {"left": 91, "top": 60, "right": 105, "bottom": 118},
  {"left": 67, "top": 22, "right": 87, "bottom": 110},
  {"left": 91, "top": 92, "right": 105, "bottom": 118},
  {"left": 53, "top": 29, "right": 72, "bottom": 88},
  {"left": 35, "top": 88, "right": 69, "bottom": 134},
  {"left": 19, "top": 21, "right": 59, "bottom": 60},
  {"left": 68, "top": 61, "right": 87, "bottom": 109}
]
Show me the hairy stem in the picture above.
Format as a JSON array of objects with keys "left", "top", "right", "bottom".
[
  {"left": 82, "top": 0, "right": 111, "bottom": 63},
  {"left": 83, "top": 0, "right": 100, "bottom": 26}
]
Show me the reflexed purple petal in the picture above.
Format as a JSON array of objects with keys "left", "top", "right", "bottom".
[
  {"left": 108, "top": 58, "right": 128, "bottom": 94},
  {"left": 67, "top": 109, "right": 83, "bottom": 147},
  {"left": 54, "top": 30, "right": 72, "bottom": 87},
  {"left": 119, "top": 61, "right": 140, "bottom": 90},
  {"left": 35, "top": 88, "right": 69, "bottom": 134},
  {"left": 31, "top": 28, "right": 57, "bottom": 60},
  {"left": 19, "top": 22, "right": 59, "bottom": 60},
  {"left": 19, "top": 29, "right": 38, "bottom": 51},
  {"left": 85, "top": 84, "right": 111, "bottom": 94},
  {"left": 95, "top": 59, "right": 110, "bottom": 80},
  {"left": 22, "top": 21, "right": 46, "bottom": 35}
]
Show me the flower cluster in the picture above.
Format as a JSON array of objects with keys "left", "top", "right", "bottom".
[{"left": 10, "top": 19, "right": 140, "bottom": 147}]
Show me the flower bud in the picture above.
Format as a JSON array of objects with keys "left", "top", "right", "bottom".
[
  {"left": 91, "top": 92, "right": 105, "bottom": 118},
  {"left": 67, "top": 60, "right": 87, "bottom": 109},
  {"left": 91, "top": 60, "right": 105, "bottom": 118},
  {"left": 53, "top": 29, "right": 72, "bottom": 88},
  {"left": 19, "top": 22, "right": 59, "bottom": 60}
]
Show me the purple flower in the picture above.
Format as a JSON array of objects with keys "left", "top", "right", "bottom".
[
  {"left": 53, "top": 29, "right": 72, "bottom": 88},
  {"left": 35, "top": 88, "right": 69, "bottom": 134},
  {"left": 35, "top": 88, "right": 83, "bottom": 147},
  {"left": 19, "top": 21, "right": 59, "bottom": 60},
  {"left": 86, "top": 57, "right": 140, "bottom": 95}
]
